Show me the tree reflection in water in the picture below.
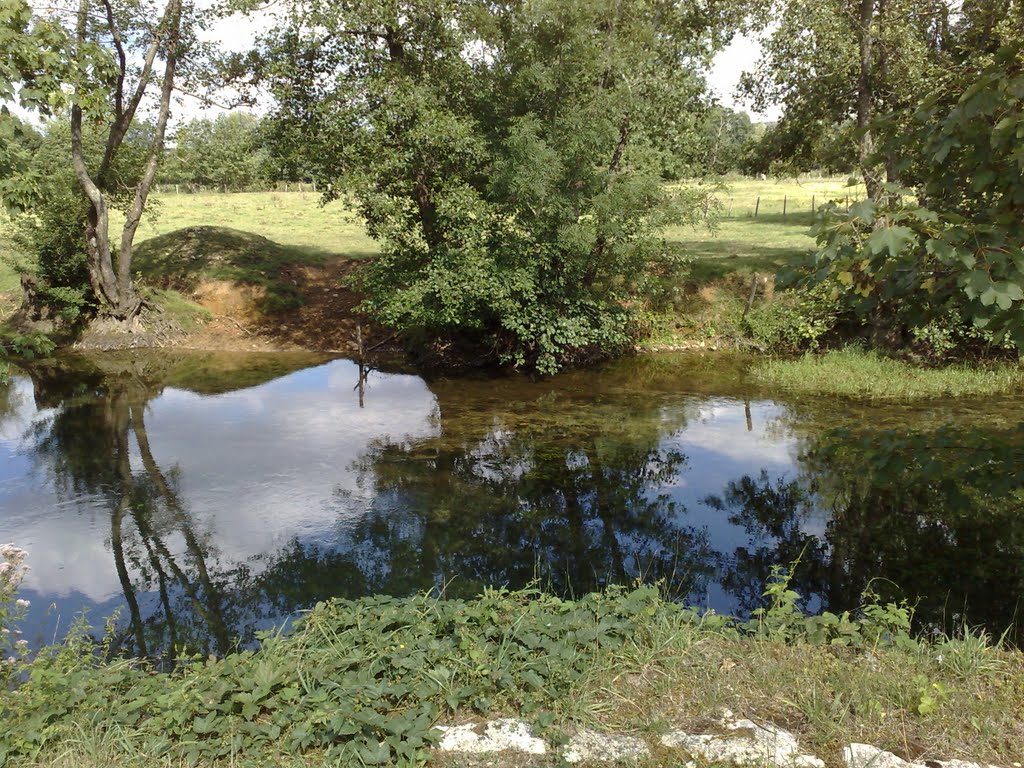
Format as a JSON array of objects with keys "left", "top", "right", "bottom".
[
  {"left": 11, "top": 354, "right": 1024, "bottom": 657},
  {"left": 26, "top": 359, "right": 258, "bottom": 659},
  {"left": 707, "top": 424, "right": 1024, "bottom": 644}
]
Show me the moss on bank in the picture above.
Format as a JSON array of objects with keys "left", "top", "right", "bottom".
[{"left": 1, "top": 583, "right": 1021, "bottom": 767}]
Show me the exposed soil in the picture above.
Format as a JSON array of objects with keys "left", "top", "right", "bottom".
[
  {"left": 2, "top": 256, "right": 401, "bottom": 357},
  {"left": 251, "top": 259, "right": 396, "bottom": 356},
  {"left": 175, "top": 257, "right": 398, "bottom": 355}
]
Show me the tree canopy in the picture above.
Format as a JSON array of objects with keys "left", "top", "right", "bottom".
[
  {"left": 253, "top": 0, "right": 747, "bottom": 372},
  {"left": 163, "top": 112, "right": 271, "bottom": 190}
]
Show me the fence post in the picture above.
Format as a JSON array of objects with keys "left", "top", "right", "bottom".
[
  {"left": 811, "top": 194, "right": 815, "bottom": 215},
  {"left": 754, "top": 196, "right": 760, "bottom": 218},
  {"left": 783, "top": 195, "right": 787, "bottom": 220}
]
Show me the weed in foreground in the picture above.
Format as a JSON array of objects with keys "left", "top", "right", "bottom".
[{"left": 0, "top": 563, "right": 1020, "bottom": 767}]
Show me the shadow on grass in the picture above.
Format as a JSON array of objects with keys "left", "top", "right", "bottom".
[
  {"left": 134, "top": 226, "right": 375, "bottom": 313},
  {"left": 666, "top": 241, "right": 804, "bottom": 284}
]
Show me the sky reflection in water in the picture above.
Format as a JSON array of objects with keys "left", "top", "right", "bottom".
[{"left": 0, "top": 352, "right": 1020, "bottom": 655}]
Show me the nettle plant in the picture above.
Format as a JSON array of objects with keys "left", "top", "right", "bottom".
[{"left": 805, "top": 44, "right": 1024, "bottom": 352}]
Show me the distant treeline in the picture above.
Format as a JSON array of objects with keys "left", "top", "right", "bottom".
[
  {"left": 3, "top": 108, "right": 852, "bottom": 196},
  {"left": 158, "top": 108, "right": 855, "bottom": 190},
  {"left": 157, "top": 112, "right": 303, "bottom": 191}
]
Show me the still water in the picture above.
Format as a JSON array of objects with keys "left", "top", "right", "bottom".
[{"left": 1, "top": 351, "right": 1022, "bottom": 656}]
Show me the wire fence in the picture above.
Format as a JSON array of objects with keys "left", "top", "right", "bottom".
[
  {"left": 154, "top": 182, "right": 319, "bottom": 195},
  {"left": 714, "top": 192, "right": 861, "bottom": 220}
]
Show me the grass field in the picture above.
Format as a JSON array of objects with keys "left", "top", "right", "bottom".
[
  {"left": 0, "top": 177, "right": 863, "bottom": 338},
  {"left": 754, "top": 347, "right": 1024, "bottom": 399},
  {"left": 131, "top": 191, "right": 379, "bottom": 259},
  {"left": 664, "top": 176, "right": 863, "bottom": 281}
]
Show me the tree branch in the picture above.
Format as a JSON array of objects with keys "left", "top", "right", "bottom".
[
  {"left": 99, "top": 0, "right": 126, "bottom": 118},
  {"left": 118, "top": 0, "right": 181, "bottom": 304}
]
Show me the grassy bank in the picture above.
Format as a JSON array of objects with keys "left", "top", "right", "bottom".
[
  {"left": 0, "top": 177, "right": 855, "bottom": 296},
  {"left": 1, "top": 581, "right": 1021, "bottom": 767},
  {"left": 754, "top": 348, "right": 1024, "bottom": 399},
  {"left": 0, "top": 177, "right": 873, "bottom": 357}
]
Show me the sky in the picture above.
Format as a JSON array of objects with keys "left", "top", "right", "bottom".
[
  {"left": 708, "top": 33, "right": 781, "bottom": 122},
  {"left": 182, "top": 19, "right": 781, "bottom": 124},
  {"left": 8, "top": 14, "right": 780, "bottom": 126}
]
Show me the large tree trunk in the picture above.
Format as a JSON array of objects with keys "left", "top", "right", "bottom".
[
  {"left": 69, "top": 0, "right": 182, "bottom": 322},
  {"left": 856, "top": 0, "right": 883, "bottom": 202}
]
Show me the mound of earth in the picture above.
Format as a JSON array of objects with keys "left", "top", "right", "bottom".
[{"left": 79, "top": 226, "right": 398, "bottom": 356}]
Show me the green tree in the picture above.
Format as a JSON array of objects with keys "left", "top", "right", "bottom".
[
  {"left": 12, "top": 119, "right": 157, "bottom": 323},
  {"left": 699, "top": 106, "right": 756, "bottom": 176},
  {"left": 169, "top": 112, "right": 270, "bottom": 190},
  {"left": 0, "top": 0, "right": 67, "bottom": 213},
  {"left": 806, "top": 41, "right": 1024, "bottom": 350},
  {"left": 254, "top": 0, "right": 744, "bottom": 372},
  {"left": 0, "top": 113, "right": 42, "bottom": 215},
  {"left": 742, "top": 0, "right": 950, "bottom": 194},
  {"left": 741, "top": 118, "right": 857, "bottom": 177},
  {"left": 1, "top": 0, "right": 201, "bottom": 322}
]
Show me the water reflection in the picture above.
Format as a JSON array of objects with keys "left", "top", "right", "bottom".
[{"left": 0, "top": 352, "right": 1021, "bottom": 656}]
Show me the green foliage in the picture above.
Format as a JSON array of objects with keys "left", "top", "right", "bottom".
[
  {"left": 12, "top": 183, "right": 93, "bottom": 323},
  {"left": 745, "top": 283, "right": 840, "bottom": 351},
  {"left": 165, "top": 113, "right": 272, "bottom": 190},
  {"left": 0, "top": 587, "right": 665, "bottom": 764},
  {"left": 664, "top": 106, "right": 757, "bottom": 179},
  {"left": 742, "top": 0, "right": 944, "bottom": 177},
  {"left": 0, "top": 577, "right": 931, "bottom": 766},
  {"left": 257, "top": 0, "right": 740, "bottom": 372},
  {"left": 2, "top": 331, "right": 56, "bottom": 359},
  {"left": 745, "top": 564, "right": 915, "bottom": 648},
  {"left": 10, "top": 120, "right": 158, "bottom": 323},
  {"left": 0, "top": 112, "right": 43, "bottom": 216},
  {"left": 742, "top": 118, "right": 857, "bottom": 178},
  {"left": 804, "top": 45, "right": 1024, "bottom": 350},
  {"left": 0, "top": 544, "right": 31, "bottom": 679}
]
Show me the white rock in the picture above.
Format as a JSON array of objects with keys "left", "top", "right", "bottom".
[
  {"left": 844, "top": 744, "right": 1002, "bottom": 768},
  {"left": 435, "top": 718, "right": 547, "bottom": 755},
  {"left": 562, "top": 730, "right": 651, "bottom": 764},
  {"left": 844, "top": 744, "right": 912, "bottom": 768},
  {"left": 661, "top": 716, "right": 824, "bottom": 768}
]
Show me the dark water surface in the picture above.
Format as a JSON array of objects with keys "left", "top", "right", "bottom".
[{"left": 1, "top": 350, "right": 1022, "bottom": 656}]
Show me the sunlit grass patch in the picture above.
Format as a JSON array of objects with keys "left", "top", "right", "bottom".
[
  {"left": 128, "top": 191, "right": 379, "bottom": 260},
  {"left": 753, "top": 347, "right": 1024, "bottom": 399},
  {"left": 145, "top": 288, "right": 212, "bottom": 333}
]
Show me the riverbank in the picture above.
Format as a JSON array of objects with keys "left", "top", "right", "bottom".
[
  {"left": 2, "top": 181, "right": 1021, "bottom": 385},
  {"left": 1, "top": 582, "right": 1021, "bottom": 767},
  {"left": 0, "top": 180, "right": 838, "bottom": 360}
]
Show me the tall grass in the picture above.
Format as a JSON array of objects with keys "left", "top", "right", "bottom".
[{"left": 753, "top": 347, "right": 1024, "bottom": 399}]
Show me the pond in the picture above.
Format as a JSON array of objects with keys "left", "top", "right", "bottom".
[{"left": 1, "top": 350, "right": 1022, "bottom": 657}]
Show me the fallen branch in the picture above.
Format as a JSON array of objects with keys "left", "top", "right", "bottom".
[{"left": 214, "top": 314, "right": 253, "bottom": 336}]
